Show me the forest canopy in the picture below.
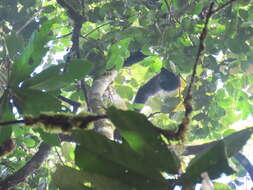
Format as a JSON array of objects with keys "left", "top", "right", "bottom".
[{"left": 0, "top": 0, "right": 253, "bottom": 189}]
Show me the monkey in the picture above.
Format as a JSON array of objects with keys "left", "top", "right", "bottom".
[
  {"left": 123, "top": 51, "right": 148, "bottom": 67},
  {"left": 123, "top": 51, "right": 180, "bottom": 106},
  {"left": 134, "top": 68, "right": 180, "bottom": 105},
  {"left": 113, "top": 64, "right": 180, "bottom": 140}
]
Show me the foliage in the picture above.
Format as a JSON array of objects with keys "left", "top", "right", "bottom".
[{"left": 0, "top": 0, "right": 253, "bottom": 189}]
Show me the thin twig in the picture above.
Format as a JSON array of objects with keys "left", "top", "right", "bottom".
[
  {"left": 186, "top": 0, "right": 240, "bottom": 97},
  {"left": 54, "top": 147, "right": 65, "bottom": 165},
  {"left": 56, "top": 32, "right": 73, "bottom": 39},
  {"left": 147, "top": 112, "right": 162, "bottom": 119},
  {"left": 56, "top": 0, "right": 86, "bottom": 59},
  {"left": 80, "top": 21, "right": 112, "bottom": 39},
  {"left": 160, "top": 3, "right": 215, "bottom": 141},
  {"left": 0, "top": 143, "right": 51, "bottom": 190},
  {"left": 173, "top": 0, "right": 240, "bottom": 140},
  {"left": 0, "top": 120, "right": 25, "bottom": 126},
  {"left": 81, "top": 0, "right": 85, "bottom": 17},
  {"left": 186, "top": 3, "right": 214, "bottom": 97}
]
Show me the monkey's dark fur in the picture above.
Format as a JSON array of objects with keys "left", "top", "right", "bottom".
[{"left": 134, "top": 68, "right": 180, "bottom": 105}]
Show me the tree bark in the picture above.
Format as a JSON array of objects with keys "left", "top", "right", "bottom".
[
  {"left": 0, "top": 143, "right": 51, "bottom": 190},
  {"left": 87, "top": 70, "right": 118, "bottom": 139}
]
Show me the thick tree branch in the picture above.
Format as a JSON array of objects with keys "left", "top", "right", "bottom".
[
  {"left": 87, "top": 71, "right": 118, "bottom": 139},
  {"left": 56, "top": 0, "right": 86, "bottom": 58},
  {"left": 56, "top": 0, "right": 85, "bottom": 21},
  {"left": 80, "top": 79, "right": 91, "bottom": 112},
  {"left": 71, "top": 21, "right": 83, "bottom": 58},
  {"left": 0, "top": 143, "right": 51, "bottom": 190}
]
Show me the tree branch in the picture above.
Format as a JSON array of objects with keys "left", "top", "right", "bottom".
[
  {"left": 87, "top": 70, "right": 118, "bottom": 139},
  {"left": 81, "top": 21, "right": 112, "bottom": 39},
  {"left": 80, "top": 79, "right": 91, "bottom": 112},
  {"left": 56, "top": 0, "right": 86, "bottom": 58},
  {"left": 0, "top": 143, "right": 51, "bottom": 190},
  {"left": 56, "top": 0, "right": 85, "bottom": 21}
]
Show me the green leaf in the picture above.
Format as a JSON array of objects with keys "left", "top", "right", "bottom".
[
  {"left": 23, "top": 138, "right": 36, "bottom": 147},
  {"left": 107, "top": 107, "right": 180, "bottom": 174},
  {"left": 12, "top": 126, "right": 26, "bottom": 137},
  {"left": 183, "top": 127, "right": 253, "bottom": 184},
  {"left": 148, "top": 57, "right": 163, "bottom": 72},
  {"left": 193, "top": 2, "right": 204, "bottom": 15},
  {"left": 116, "top": 85, "right": 134, "bottom": 100},
  {"left": 73, "top": 131, "right": 168, "bottom": 190},
  {"left": 226, "top": 39, "right": 249, "bottom": 54},
  {"left": 183, "top": 141, "right": 235, "bottom": 184},
  {"left": 163, "top": 27, "right": 178, "bottom": 42},
  {"left": 52, "top": 166, "right": 93, "bottom": 190},
  {"left": 106, "top": 38, "right": 132, "bottom": 70},
  {"left": 61, "top": 142, "right": 75, "bottom": 161},
  {"left": 42, "top": 5, "right": 55, "bottom": 14},
  {"left": 222, "top": 129, "right": 236, "bottom": 137},
  {"left": 213, "top": 182, "right": 232, "bottom": 190},
  {"left": 10, "top": 19, "right": 56, "bottom": 85},
  {"left": 0, "top": 93, "right": 13, "bottom": 144},
  {"left": 37, "top": 129, "right": 61, "bottom": 146},
  {"left": 22, "top": 59, "right": 93, "bottom": 91},
  {"left": 178, "top": 33, "right": 192, "bottom": 47},
  {"left": 53, "top": 165, "right": 147, "bottom": 190},
  {"left": 172, "top": 0, "right": 184, "bottom": 9},
  {"left": 223, "top": 127, "right": 253, "bottom": 157},
  {"left": 12, "top": 88, "right": 61, "bottom": 115},
  {"left": 5, "top": 33, "right": 25, "bottom": 58}
]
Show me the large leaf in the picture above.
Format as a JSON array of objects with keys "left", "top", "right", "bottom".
[
  {"left": 12, "top": 88, "right": 61, "bottom": 115},
  {"left": 10, "top": 19, "right": 55, "bottom": 85},
  {"left": 52, "top": 166, "right": 92, "bottom": 190},
  {"left": 74, "top": 131, "right": 168, "bottom": 190},
  {"left": 222, "top": 127, "right": 253, "bottom": 157},
  {"left": 107, "top": 107, "right": 180, "bottom": 174},
  {"left": 182, "top": 127, "right": 253, "bottom": 184},
  {"left": 5, "top": 32, "right": 25, "bottom": 58},
  {"left": 52, "top": 165, "right": 137, "bottom": 190},
  {"left": 182, "top": 141, "right": 235, "bottom": 185},
  {"left": 106, "top": 38, "right": 132, "bottom": 70},
  {"left": 0, "top": 93, "right": 13, "bottom": 144},
  {"left": 22, "top": 59, "right": 93, "bottom": 91},
  {"left": 36, "top": 129, "right": 61, "bottom": 146}
]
